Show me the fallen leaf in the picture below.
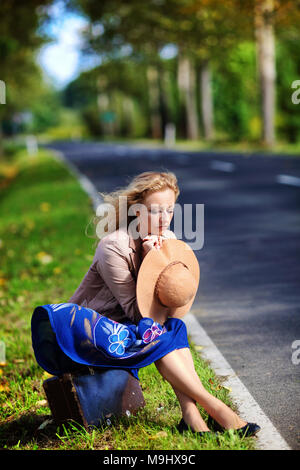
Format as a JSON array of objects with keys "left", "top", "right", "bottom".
[
  {"left": 0, "top": 165, "right": 18, "bottom": 179},
  {"left": 25, "top": 220, "right": 35, "bottom": 230},
  {"left": 36, "top": 399, "right": 48, "bottom": 408},
  {"left": 42, "top": 371, "right": 54, "bottom": 380},
  {"left": 149, "top": 431, "right": 168, "bottom": 440},
  {"left": 0, "top": 379, "right": 10, "bottom": 392},
  {"left": 194, "top": 345, "right": 204, "bottom": 351},
  {"left": 20, "top": 271, "right": 29, "bottom": 280},
  {"left": 40, "top": 202, "right": 51, "bottom": 212},
  {"left": 36, "top": 252, "right": 53, "bottom": 264},
  {"left": 208, "top": 378, "right": 222, "bottom": 391},
  {"left": 4, "top": 414, "right": 17, "bottom": 423}
]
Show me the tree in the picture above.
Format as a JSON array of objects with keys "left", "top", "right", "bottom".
[
  {"left": 63, "top": 58, "right": 152, "bottom": 138},
  {"left": 69, "top": 0, "right": 256, "bottom": 141},
  {"left": 69, "top": 0, "right": 300, "bottom": 144},
  {"left": 241, "top": 0, "right": 300, "bottom": 145},
  {"left": 254, "top": 0, "right": 276, "bottom": 146},
  {"left": 0, "top": 0, "right": 54, "bottom": 155}
]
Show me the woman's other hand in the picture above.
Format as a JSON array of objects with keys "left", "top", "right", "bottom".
[{"left": 141, "top": 235, "right": 163, "bottom": 259}]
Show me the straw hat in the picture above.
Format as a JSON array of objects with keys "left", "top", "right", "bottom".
[{"left": 136, "top": 239, "right": 200, "bottom": 324}]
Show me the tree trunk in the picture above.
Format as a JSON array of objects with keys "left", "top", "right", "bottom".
[
  {"left": 200, "top": 59, "right": 214, "bottom": 141},
  {"left": 177, "top": 52, "right": 199, "bottom": 140},
  {"left": 159, "top": 66, "right": 171, "bottom": 134},
  {"left": 122, "top": 96, "right": 135, "bottom": 137},
  {"left": 146, "top": 65, "right": 162, "bottom": 139},
  {"left": 255, "top": 0, "right": 276, "bottom": 146}
]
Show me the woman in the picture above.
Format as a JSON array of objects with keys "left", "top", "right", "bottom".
[{"left": 32, "top": 171, "right": 260, "bottom": 437}]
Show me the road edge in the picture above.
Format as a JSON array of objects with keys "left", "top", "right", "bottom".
[{"left": 184, "top": 312, "right": 291, "bottom": 450}]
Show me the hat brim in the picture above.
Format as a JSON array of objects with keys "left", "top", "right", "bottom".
[{"left": 136, "top": 239, "right": 200, "bottom": 324}]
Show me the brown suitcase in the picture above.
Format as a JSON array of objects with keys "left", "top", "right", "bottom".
[{"left": 43, "top": 368, "right": 145, "bottom": 429}]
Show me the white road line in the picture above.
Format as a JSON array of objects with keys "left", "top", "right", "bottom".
[
  {"left": 184, "top": 312, "right": 291, "bottom": 450},
  {"left": 277, "top": 174, "right": 300, "bottom": 187},
  {"left": 210, "top": 160, "right": 236, "bottom": 172}
]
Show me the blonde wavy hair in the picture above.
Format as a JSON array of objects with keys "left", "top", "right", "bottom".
[{"left": 86, "top": 171, "right": 180, "bottom": 248}]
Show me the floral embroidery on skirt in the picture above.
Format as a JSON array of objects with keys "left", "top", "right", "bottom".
[{"left": 31, "top": 303, "right": 189, "bottom": 380}]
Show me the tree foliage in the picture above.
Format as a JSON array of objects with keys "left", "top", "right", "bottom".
[
  {"left": 2, "top": 0, "right": 300, "bottom": 145},
  {"left": 0, "top": 0, "right": 55, "bottom": 142}
]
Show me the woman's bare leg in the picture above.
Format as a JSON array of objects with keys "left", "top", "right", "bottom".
[
  {"left": 155, "top": 348, "right": 247, "bottom": 430},
  {"left": 167, "top": 347, "right": 210, "bottom": 431},
  {"left": 172, "top": 387, "right": 210, "bottom": 431}
]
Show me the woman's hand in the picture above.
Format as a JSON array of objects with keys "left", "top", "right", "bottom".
[{"left": 141, "top": 235, "right": 163, "bottom": 259}]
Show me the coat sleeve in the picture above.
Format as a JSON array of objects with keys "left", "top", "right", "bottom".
[{"left": 95, "top": 238, "right": 143, "bottom": 324}]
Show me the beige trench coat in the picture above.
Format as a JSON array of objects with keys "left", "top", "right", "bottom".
[{"left": 68, "top": 226, "right": 177, "bottom": 324}]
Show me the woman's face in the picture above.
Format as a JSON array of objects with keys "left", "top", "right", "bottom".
[{"left": 137, "top": 188, "right": 176, "bottom": 238}]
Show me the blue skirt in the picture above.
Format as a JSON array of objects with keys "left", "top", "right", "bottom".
[{"left": 31, "top": 303, "right": 190, "bottom": 380}]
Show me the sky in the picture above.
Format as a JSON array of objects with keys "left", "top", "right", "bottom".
[
  {"left": 37, "top": 1, "right": 100, "bottom": 89},
  {"left": 37, "top": 0, "right": 178, "bottom": 90}
]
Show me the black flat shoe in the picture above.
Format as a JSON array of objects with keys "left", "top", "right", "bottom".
[
  {"left": 206, "top": 416, "right": 224, "bottom": 432},
  {"left": 177, "top": 418, "right": 211, "bottom": 437},
  {"left": 235, "top": 422, "right": 261, "bottom": 437}
]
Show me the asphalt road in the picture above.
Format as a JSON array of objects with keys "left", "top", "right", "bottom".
[{"left": 47, "top": 140, "right": 300, "bottom": 450}]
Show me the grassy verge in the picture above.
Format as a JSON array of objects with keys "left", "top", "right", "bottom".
[{"left": 0, "top": 148, "right": 256, "bottom": 450}]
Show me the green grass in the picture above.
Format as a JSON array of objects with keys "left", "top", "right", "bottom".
[{"left": 0, "top": 148, "right": 256, "bottom": 450}]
